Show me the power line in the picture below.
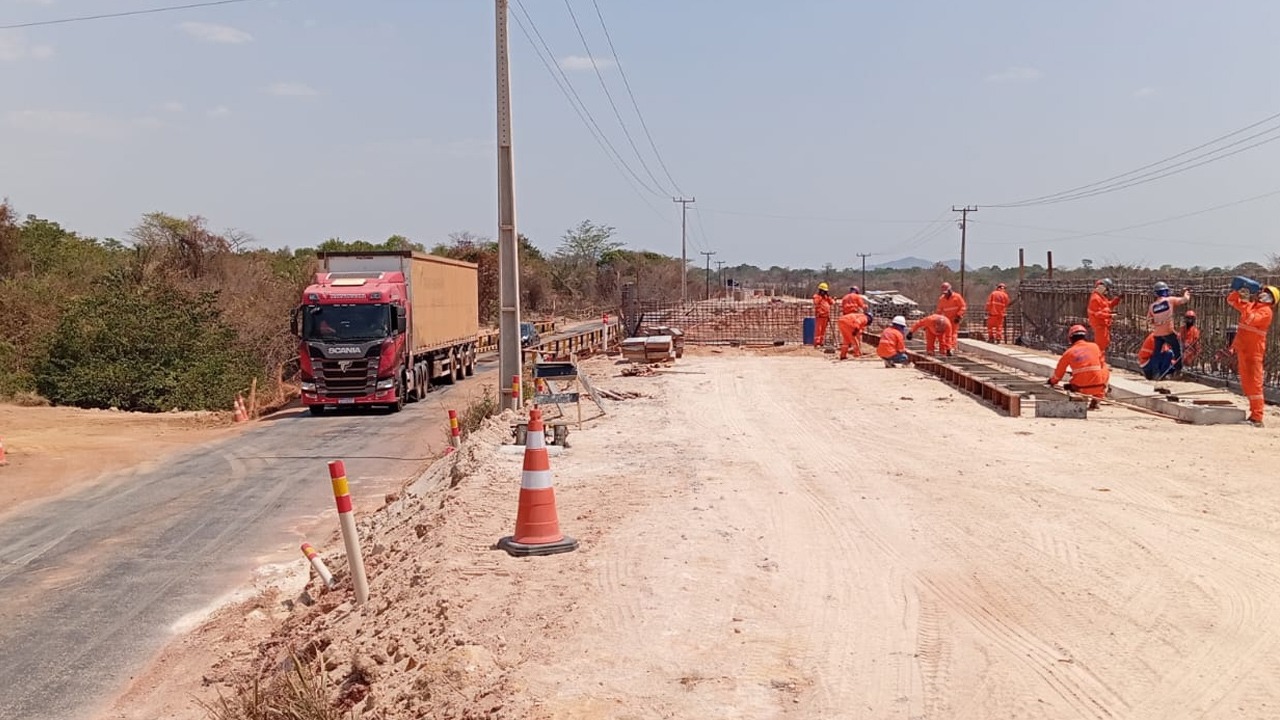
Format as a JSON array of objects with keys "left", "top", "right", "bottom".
[
  {"left": 985, "top": 110, "right": 1280, "bottom": 208},
  {"left": 588, "top": 0, "right": 684, "bottom": 196},
  {"left": 562, "top": 0, "right": 669, "bottom": 196},
  {"left": 509, "top": 1, "right": 670, "bottom": 222},
  {"left": 695, "top": 207, "right": 944, "bottom": 224},
  {"left": 0, "top": 0, "right": 259, "bottom": 29},
  {"left": 874, "top": 209, "right": 952, "bottom": 255}
]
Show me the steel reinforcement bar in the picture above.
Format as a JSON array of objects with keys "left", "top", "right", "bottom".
[{"left": 863, "top": 331, "right": 1023, "bottom": 417}]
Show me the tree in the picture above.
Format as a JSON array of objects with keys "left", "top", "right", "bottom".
[
  {"left": 315, "top": 235, "right": 424, "bottom": 254},
  {"left": 552, "top": 220, "right": 622, "bottom": 305}
]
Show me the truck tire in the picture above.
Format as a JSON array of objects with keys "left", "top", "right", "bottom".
[
  {"left": 440, "top": 353, "right": 456, "bottom": 385},
  {"left": 308, "top": 406, "right": 325, "bottom": 416},
  {"left": 464, "top": 348, "right": 475, "bottom": 377},
  {"left": 389, "top": 378, "right": 405, "bottom": 413},
  {"left": 455, "top": 350, "right": 465, "bottom": 382}
]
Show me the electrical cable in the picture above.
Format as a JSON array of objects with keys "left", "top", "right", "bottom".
[{"left": 1, "top": 0, "right": 259, "bottom": 29}]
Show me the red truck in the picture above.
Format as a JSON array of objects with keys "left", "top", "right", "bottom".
[{"left": 291, "top": 251, "right": 480, "bottom": 414}]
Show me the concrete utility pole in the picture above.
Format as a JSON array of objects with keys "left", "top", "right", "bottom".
[
  {"left": 715, "top": 259, "right": 726, "bottom": 295},
  {"left": 856, "top": 252, "right": 872, "bottom": 291},
  {"left": 952, "top": 205, "right": 978, "bottom": 296},
  {"left": 673, "top": 196, "right": 695, "bottom": 302},
  {"left": 700, "top": 250, "right": 716, "bottom": 300},
  {"left": 496, "top": 0, "right": 522, "bottom": 411}
]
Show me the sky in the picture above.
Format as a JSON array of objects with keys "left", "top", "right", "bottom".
[{"left": 3, "top": 0, "right": 1280, "bottom": 271}]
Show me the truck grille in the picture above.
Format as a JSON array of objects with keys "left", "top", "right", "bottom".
[{"left": 316, "top": 360, "right": 377, "bottom": 396}]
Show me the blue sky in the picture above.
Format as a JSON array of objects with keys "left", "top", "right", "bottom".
[{"left": 3, "top": 0, "right": 1280, "bottom": 270}]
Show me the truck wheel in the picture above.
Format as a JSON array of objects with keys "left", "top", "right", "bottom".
[
  {"left": 440, "top": 354, "right": 456, "bottom": 385},
  {"left": 455, "top": 350, "right": 465, "bottom": 382},
  {"left": 464, "top": 349, "right": 475, "bottom": 377},
  {"left": 390, "top": 379, "right": 405, "bottom": 413},
  {"left": 308, "top": 406, "right": 325, "bottom": 416}
]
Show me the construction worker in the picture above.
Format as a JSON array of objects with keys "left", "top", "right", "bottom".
[
  {"left": 907, "top": 313, "right": 954, "bottom": 356},
  {"left": 812, "top": 282, "right": 834, "bottom": 349},
  {"left": 1179, "top": 310, "right": 1201, "bottom": 368},
  {"left": 1148, "top": 281, "right": 1191, "bottom": 372},
  {"left": 985, "top": 282, "right": 1010, "bottom": 344},
  {"left": 1048, "top": 324, "right": 1110, "bottom": 408},
  {"left": 1137, "top": 332, "right": 1176, "bottom": 380},
  {"left": 936, "top": 282, "right": 966, "bottom": 349},
  {"left": 1227, "top": 276, "right": 1276, "bottom": 427},
  {"left": 1087, "top": 278, "right": 1121, "bottom": 355},
  {"left": 837, "top": 310, "right": 870, "bottom": 360},
  {"left": 877, "top": 315, "right": 910, "bottom": 368},
  {"left": 841, "top": 286, "right": 867, "bottom": 315}
]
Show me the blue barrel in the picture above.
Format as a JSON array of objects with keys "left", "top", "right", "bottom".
[{"left": 802, "top": 317, "right": 816, "bottom": 345}]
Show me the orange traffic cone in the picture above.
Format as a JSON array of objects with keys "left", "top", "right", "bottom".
[
  {"left": 233, "top": 394, "right": 247, "bottom": 423},
  {"left": 497, "top": 408, "right": 578, "bottom": 557}
]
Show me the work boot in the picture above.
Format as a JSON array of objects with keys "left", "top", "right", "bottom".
[{"left": 1248, "top": 419, "right": 1265, "bottom": 428}]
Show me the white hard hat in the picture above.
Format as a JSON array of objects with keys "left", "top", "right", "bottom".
[{"left": 892, "top": 315, "right": 907, "bottom": 326}]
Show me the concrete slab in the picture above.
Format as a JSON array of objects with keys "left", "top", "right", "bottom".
[
  {"left": 957, "top": 339, "right": 1247, "bottom": 425},
  {"left": 1035, "top": 399, "right": 1089, "bottom": 419}
]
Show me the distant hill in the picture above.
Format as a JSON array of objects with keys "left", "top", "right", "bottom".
[{"left": 869, "top": 257, "right": 970, "bottom": 271}]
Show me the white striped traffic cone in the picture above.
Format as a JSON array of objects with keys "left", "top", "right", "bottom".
[{"left": 497, "top": 408, "right": 577, "bottom": 557}]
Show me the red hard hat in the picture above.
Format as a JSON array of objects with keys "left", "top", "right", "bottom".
[
  {"left": 1185, "top": 310, "right": 1197, "bottom": 318},
  {"left": 1068, "top": 324, "right": 1088, "bottom": 339}
]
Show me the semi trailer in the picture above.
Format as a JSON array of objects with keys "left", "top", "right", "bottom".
[{"left": 292, "top": 251, "right": 479, "bottom": 414}]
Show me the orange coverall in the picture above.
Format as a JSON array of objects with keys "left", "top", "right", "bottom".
[
  {"left": 838, "top": 312, "right": 869, "bottom": 359},
  {"left": 877, "top": 326, "right": 907, "bottom": 360},
  {"left": 1087, "top": 289, "right": 1122, "bottom": 354},
  {"left": 1049, "top": 339, "right": 1110, "bottom": 399},
  {"left": 1228, "top": 290, "right": 1274, "bottom": 423},
  {"left": 841, "top": 292, "right": 867, "bottom": 315},
  {"left": 909, "top": 314, "right": 954, "bottom": 355},
  {"left": 1179, "top": 324, "right": 1201, "bottom": 367},
  {"left": 937, "top": 291, "right": 967, "bottom": 347},
  {"left": 985, "top": 288, "right": 1010, "bottom": 343},
  {"left": 813, "top": 293, "right": 834, "bottom": 348}
]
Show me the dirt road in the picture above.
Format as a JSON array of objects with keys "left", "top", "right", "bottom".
[{"left": 121, "top": 347, "right": 1280, "bottom": 719}]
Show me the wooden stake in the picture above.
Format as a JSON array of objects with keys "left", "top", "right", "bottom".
[{"left": 249, "top": 377, "right": 258, "bottom": 420}]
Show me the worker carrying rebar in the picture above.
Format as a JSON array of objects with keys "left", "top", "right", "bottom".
[
  {"left": 812, "top": 282, "right": 834, "bottom": 349},
  {"left": 838, "top": 310, "right": 871, "bottom": 360},
  {"left": 1147, "top": 281, "right": 1191, "bottom": 373},
  {"left": 936, "top": 282, "right": 966, "bottom": 349},
  {"left": 841, "top": 286, "right": 868, "bottom": 315},
  {"left": 1179, "top": 310, "right": 1201, "bottom": 368},
  {"left": 1228, "top": 276, "right": 1277, "bottom": 427},
  {"left": 1087, "top": 278, "right": 1122, "bottom": 355},
  {"left": 877, "top": 315, "right": 910, "bottom": 368},
  {"left": 1048, "top": 324, "right": 1110, "bottom": 409},
  {"left": 985, "top": 282, "right": 1010, "bottom": 344},
  {"left": 907, "top": 313, "right": 954, "bottom": 356}
]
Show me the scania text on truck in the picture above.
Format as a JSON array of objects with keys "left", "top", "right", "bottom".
[{"left": 291, "top": 251, "right": 480, "bottom": 414}]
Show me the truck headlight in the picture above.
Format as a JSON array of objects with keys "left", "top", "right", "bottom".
[
  {"left": 301, "top": 382, "right": 316, "bottom": 392},
  {"left": 376, "top": 378, "right": 395, "bottom": 390}
]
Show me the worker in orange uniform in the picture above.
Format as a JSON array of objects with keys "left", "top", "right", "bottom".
[
  {"left": 1087, "top": 278, "right": 1122, "bottom": 355},
  {"left": 877, "top": 315, "right": 910, "bottom": 368},
  {"left": 838, "top": 310, "right": 871, "bottom": 360},
  {"left": 1178, "top": 310, "right": 1201, "bottom": 369},
  {"left": 1227, "top": 276, "right": 1277, "bottom": 427},
  {"left": 812, "top": 282, "right": 834, "bottom": 349},
  {"left": 1048, "top": 324, "right": 1110, "bottom": 409},
  {"left": 841, "top": 285, "right": 867, "bottom": 315},
  {"left": 1148, "top": 281, "right": 1191, "bottom": 368},
  {"left": 907, "top": 313, "right": 954, "bottom": 356},
  {"left": 936, "top": 282, "right": 966, "bottom": 349},
  {"left": 1137, "top": 332, "right": 1176, "bottom": 380},
  {"left": 985, "top": 282, "right": 1010, "bottom": 344}
]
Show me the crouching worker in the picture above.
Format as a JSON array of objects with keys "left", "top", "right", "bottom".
[
  {"left": 1048, "top": 324, "right": 1110, "bottom": 409},
  {"left": 878, "top": 316, "right": 910, "bottom": 368},
  {"left": 907, "top": 313, "right": 954, "bottom": 356},
  {"left": 838, "top": 310, "right": 871, "bottom": 360}
]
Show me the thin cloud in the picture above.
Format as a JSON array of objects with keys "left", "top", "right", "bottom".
[
  {"left": 1134, "top": 86, "right": 1157, "bottom": 98},
  {"left": 559, "top": 55, "right": 615, "bottom": 72},
  {"left": 160, "top": 101, "right": 186, "bottom": 113},
  {"left": 178, "top": 21, "right": 253, "bottom": 44},
  {"left": 985, "top": 66, "right": 1043, "bottom": 84},
  {"left": 265, "top": 82, "right": 320, "bottom": 97},
  {"left": 207, "top": 105, "right": 231, "bottom": 118},
  {"left": 0, "top": 31, "right": 54, "bottom": 62}
]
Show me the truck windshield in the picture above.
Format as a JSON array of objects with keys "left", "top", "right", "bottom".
[{"left": 303, "top": 304, "right": 391, "bottom": 342}]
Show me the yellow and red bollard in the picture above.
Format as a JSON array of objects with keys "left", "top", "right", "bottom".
[
  {"left": 511, "top": 374, "right": 521, "bottom": 409},
  {"left": 447, "top": 409, "right": 461, "bottom": 450},
  {"left": 327, "top": 460, "right": 369, "bottom": 605},
  {"left": 300, "top": 542, "right": 336, "bottom": 589}
]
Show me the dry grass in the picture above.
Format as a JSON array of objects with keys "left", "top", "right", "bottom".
[
  {"left": 5, "top": 391, "right": 50, "bottom": 407},
  {"left": 199, "top": 653, "right": 357, "bottom": 720},
  {"left": 459, "top": 384, "right": 498, "bottom": 438}
]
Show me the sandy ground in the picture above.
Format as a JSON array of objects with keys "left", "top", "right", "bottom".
[
  {"left": 0, "top": 404, "right": 236, "bottom": 517},
  {"left": 110, "top": 347, "right": 1280, "bottom": 719}
]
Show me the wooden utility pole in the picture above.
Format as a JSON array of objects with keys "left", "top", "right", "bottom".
[
  {"left": 952, "top": 206, "right": 978, "bottom": 296},
  {"left": 1018, "top": 248, "right": 1025, "bottom": 284},
  {"left": 495, "top": 0, "right": 522, "bottom": 411},
  {"left": 856, "top": 252, "right": 872, "bottom": 291},
  {"left": 714, "top": 260, "right": 726, "bottom": 296},
  {"left": 1047, "top": 250, "right": 1054, "bottom": 280},
  {"left": 700, "top": 250, "right": 716, "bottom": 301},
  {"left": 673, "top": 197, "right": 695, "bottom": 302}
]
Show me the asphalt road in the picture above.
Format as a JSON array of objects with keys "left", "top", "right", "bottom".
[{"left": 0, "top": 320, "right": 610, "bottom": 720}]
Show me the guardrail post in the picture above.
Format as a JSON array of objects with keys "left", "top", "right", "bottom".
[{"left": 327, "top": 460, "right": 369, "bottom": 605}]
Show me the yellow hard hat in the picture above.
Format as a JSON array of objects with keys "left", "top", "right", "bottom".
[
  {"left": 1264, "top": 286, "right": 1280, "bottom": 305},
  {"left": 817, "top": 282, "right": 829, "bottom": 291}
]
